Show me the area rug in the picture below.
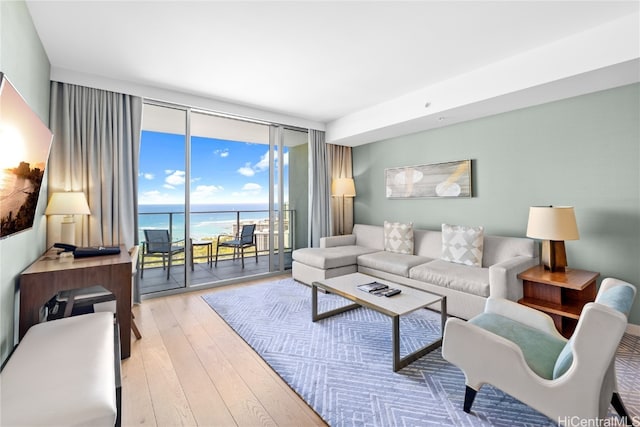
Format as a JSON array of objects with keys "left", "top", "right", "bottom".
[{"left": 202, "top": 278, "right": 639, "bottom": 427}]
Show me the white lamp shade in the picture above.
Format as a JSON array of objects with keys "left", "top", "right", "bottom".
[
  {"left": 331, "top": 178, "right": 356, "bottom": 197},
  {"left": 45, "top": 192, "right": 91, "bottom": 216},
  {"left": 526, "top": 206, "right": 579, "bottom": 241}
]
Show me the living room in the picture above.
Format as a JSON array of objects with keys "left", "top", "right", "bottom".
[{"left": 1, "top": 1, "right": 639, "bottom": 426}]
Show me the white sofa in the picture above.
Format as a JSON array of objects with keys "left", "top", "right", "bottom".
[{"left": 292, "top": 223, "right": 539, "bottom": 319}]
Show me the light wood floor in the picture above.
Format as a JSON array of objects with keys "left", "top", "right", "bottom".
[{"left": 121, "top": 274, "right": 327, "bottom": 427}]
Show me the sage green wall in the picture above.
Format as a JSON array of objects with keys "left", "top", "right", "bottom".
[
  {"left": 0, "top": 0, "right": 51, "bottom": 364},
  {"left": 353, "top": 84, "right": 640, "bottom": 326},
  {"left": 289, "top": 143, "right": 309, "bottom": 249}
]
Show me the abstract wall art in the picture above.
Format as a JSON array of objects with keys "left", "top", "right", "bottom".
[{"left": 385, "top": 160, "right": 472, "bottom": 199}]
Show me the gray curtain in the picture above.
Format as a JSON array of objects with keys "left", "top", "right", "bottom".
[
  {"left": 308, "top": 130, "right": 331, "bottom": 247},
  {"left": 49, "top": 81, "right": 142, "bottom": 301},
  {"left": 327, "top": 144, "right": 354, "bottom": 235}
]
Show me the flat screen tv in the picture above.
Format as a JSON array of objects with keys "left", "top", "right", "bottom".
[{"left": 0, "top": 72, "right": 53, "bottom": 239}]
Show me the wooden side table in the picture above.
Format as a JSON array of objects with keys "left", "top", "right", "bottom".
[{"left": 517, "top": 265, "right": 599, "bottom": 338}]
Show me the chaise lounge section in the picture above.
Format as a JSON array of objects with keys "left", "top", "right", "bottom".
[{"left": 292, "top": 223, "right": 539, "bottom": 319}]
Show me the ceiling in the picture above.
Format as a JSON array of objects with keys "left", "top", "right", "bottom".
[{"left": 26, "top": 1, "right": 640, "bottom": 145}]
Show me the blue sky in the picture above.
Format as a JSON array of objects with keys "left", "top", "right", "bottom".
[{"left": 138, "top": 131, "right": 288, "bottom": 206}]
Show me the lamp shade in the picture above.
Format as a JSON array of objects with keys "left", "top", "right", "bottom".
[
  {"left": 45, "top": 192, "right": 91, "bottom": 216},
  {"left": 526, "top": 206, "right": 579, "bottom": 241},
  {"left": 331, "top": 178, "right": 356, "bottom": 197}
]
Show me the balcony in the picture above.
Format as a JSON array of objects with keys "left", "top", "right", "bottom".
[{"left": 138, "top": 209, "right": 294, "bottom": 294}]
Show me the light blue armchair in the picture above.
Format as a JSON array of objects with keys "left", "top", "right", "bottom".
[{"left": 442, "top": 277, "right": 636, "bottom": 425}]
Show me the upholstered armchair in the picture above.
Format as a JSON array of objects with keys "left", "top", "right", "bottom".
[{"left": 442, "top": 278, "right": 636, "bottom": 425}]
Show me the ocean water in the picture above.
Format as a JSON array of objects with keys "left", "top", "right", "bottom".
[
  {"left": 1, "top": 170, "right": 31, "bottom": 219},
  {"left": 139, "top": 203, "right": 271, "bottom": 240}
]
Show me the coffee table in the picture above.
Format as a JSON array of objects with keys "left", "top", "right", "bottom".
[{"left": 312, "top": 272, "right": 447, "bottom": 371}]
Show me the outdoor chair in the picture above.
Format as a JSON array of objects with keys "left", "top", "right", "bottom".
[
  {"left": 442, "top": 277, "right": 636, "bottom": 425},
  {"left": 215, "top": 224, "right": 258, "bottom": 268},
  {"left": 141, "top": 229, "right": 185, "bottom": 280}
]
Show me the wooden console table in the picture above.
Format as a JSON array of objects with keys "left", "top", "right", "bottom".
[
  {"left": 19, "top": 245, "right": 132, "bottom": 358},
  {"left": 517, "top": 265, "right": 599, "bottom": 338}
]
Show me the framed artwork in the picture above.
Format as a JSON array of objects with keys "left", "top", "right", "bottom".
[
  {"left": 385, "top": 160, "right": 472, "bottom": 199},
  {"left": 0, "top": 73, "right": 53, "bottom": 239}
]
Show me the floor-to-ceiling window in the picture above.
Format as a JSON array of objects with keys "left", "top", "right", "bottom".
[
  {"left": 138, "top": 102, "right": 307, "bottom": 295},
  {"left": 138, "top": 104, "right": 187, "bottom": 293}
]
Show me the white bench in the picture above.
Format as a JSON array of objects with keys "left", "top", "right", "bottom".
[{"left": 0, "top": 312, "right": 121, "bottom": 426}]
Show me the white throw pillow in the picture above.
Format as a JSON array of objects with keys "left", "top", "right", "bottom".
[
  {"left": 384, "top": 221, "right": 414, "bottom": 255},
  {"left": 441, "top": 223, "right": 484, "bottom": 267}
]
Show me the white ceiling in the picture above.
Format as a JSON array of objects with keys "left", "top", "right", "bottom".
[{"left": 26, "top": 1, "right": 640, "bottom": 145}]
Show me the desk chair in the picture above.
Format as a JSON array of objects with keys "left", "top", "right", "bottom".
[
  {"left": 50, "top": 246, "right": 142, "bottom": 340},
  {"left": 215, "top": 224, "right": 258, "bottom": 268}
]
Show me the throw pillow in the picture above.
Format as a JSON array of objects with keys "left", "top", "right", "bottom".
[
  {"left": 441, "top": 223, "right": 484, "bottom": 267},
  {"left": 383, "top": 221, "right": 414, "bottom": 255}
]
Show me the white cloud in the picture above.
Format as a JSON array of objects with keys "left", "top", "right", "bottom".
[
  {"left": 237, "top": 150, "right": 289, "bottom": 178},
  {"left": 214, "top": 149, "right": 229, "bottom": 158},
  {"left": 138, "top": 190, "right": 176, "bottom": 204},
  {"left": 191, "top": 184, "right": 224, "bottom": 203},
  {"left": 242, "top": 183, "right": 262, "bottom": 191},
  {"left": 143, "top": 173, "right": 154, "bottom": 180},
  {"left": 255, "top": 151, "right": 269, "bottom": 171},
  {"left": 255, "top": 150, "right": 288, "bottom": 171},
  {"left": 237, "top": 163, "right": 255, "bottom": 177},
  {"left": 165, "top": 170, "right": 186, "bottom": 186},
  {"left": 164, "top": 169, "right": 174, "bottom": 174}
]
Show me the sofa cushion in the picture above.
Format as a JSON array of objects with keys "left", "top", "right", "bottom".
[
  {"left": 357, "top": 251, "right": 432, "bottom": 278},
  {"left": 470, "top": 312, "right": 566, "bottom": 380},
  {"left": 352, "top": 224, "right": 385, "bottom": 250},
  {"left": 441, "top": 223, "right": 484, "bottom": 267},
  {"left": 383, "top": 221, "right": 414, "bottom": 254},
  {"left": 413, "top": 229, "right": 443, "bottom": 259},
  {"left": 409, "top": 259, "right": 490, "bottom": 297},
  {"left": 292, "top": 246, "right": 377, "bottom": 269},
  {"left": 482, "top": 235, "right": 537, "bottom": 267}
]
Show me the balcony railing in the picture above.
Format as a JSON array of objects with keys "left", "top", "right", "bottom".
[{"left": 138, "top": 209, "right": 295, "bottom": 268}]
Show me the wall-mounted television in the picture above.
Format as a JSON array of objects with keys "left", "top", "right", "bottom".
[{"left": 0, "top": 72, "right": 53, "bottom": 239}]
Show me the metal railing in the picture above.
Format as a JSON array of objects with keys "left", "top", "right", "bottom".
[{"left": 138, "top": 209, "right": 295, "bottom": 266}]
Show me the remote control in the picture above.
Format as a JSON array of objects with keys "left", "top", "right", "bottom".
[{"left": 384, "top": 289, "right": 401, "bottom": 297}]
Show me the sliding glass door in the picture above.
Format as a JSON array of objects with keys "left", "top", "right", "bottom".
[
  {"left": 189, "top": 111, "right": 272, "bottom": 282},
  {"left": 139, "top": 102, "right": 307, "bottom": 295},
  {"left": 138, "top": 104, "right": 188, "bottom": 293}
]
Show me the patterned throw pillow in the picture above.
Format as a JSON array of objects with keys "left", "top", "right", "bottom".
[
  {"left": 441, "top": 223, "right": 484, "bottom": 267},
  {"left": 383, "top": 221, "right": 414, "bottom": 255}
]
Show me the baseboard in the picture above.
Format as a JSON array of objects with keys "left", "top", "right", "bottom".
[{"left": 626, "top": 323, "right": 640, "bottom": 336}]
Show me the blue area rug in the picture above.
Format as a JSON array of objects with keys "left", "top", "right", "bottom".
[{"left": 202, "top": 278, "right": 639, "bottom": 427}]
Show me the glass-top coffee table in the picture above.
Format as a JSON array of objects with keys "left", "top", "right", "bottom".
[{"left": 312, "top": 272, "right": 447, "bottom": 371}]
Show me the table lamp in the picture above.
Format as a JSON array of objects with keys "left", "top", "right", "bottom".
[
  {"left": 331, "top": 178, "right": 356, "bottom": 235},
  {"left": 526, "top": 206, "right": 579, "bottom": 272},
  {"left": 45, "top": 192, "right": 91, "bottom": 245}
]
